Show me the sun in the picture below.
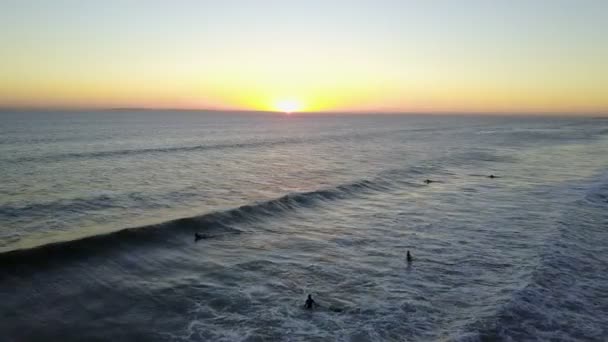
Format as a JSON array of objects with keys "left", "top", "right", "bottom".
[{"left": 274, "top": 99, "right": 303, "bottom": 113}]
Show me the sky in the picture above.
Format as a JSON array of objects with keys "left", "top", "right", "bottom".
[{"left": 1, "top": 0, "right": 607, "bottom": 114}]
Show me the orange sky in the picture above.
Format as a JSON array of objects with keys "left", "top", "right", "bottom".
[{"left": 1, "top": 1, "right": 607, "bottom": 114}]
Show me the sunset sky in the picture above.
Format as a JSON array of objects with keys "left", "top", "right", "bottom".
[{"left": 1, "top": 0, "right": 607, "bottom": 114}]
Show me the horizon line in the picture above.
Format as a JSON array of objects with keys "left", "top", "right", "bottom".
[{"left": 0, "top": 106, "right": 606, "bottom": 117}]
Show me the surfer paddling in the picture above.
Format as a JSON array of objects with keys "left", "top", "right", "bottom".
[
  {"left": 407, "top": 250, "right": 413, "bottom": 263},
  {"left": 194, "top": 233, "right": 208, "bottom": 242}
]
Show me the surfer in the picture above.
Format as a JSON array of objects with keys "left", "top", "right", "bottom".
[
  {"left": 489, "top": 174, "right": 496, "bottom": 179},
  {"left": 304, "top": 294, "right": 318, "bottom": 310},
  {"left": 407, "top": 250, "right": 413, "bottom": 263},
  {"left": 194, "top": 233, "right": 207, "bottom": 242},
  {"left": 424, "top": 179, "right": 433, "bottom": 184}
]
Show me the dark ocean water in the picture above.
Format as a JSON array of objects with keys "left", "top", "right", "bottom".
[{"left": 1, "top": 111, "right": 607, "bottom": 341}]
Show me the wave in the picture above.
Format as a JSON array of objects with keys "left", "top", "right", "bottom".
[
  {"left": 473, "top": 124, "right": 608, "bottom": 153},
  {"left": 0, "top": 189, "right": 201, "bottom": 220},
  {"left": 585, "top": 179, "right": 608, "bottom": 205},
  {"left": 10, "top": 139, "right": 303, "bottom": 163},
  {"left": 452, "top": 150, "right": 517, "bottom": 165},
  {"left": 0, "top": 178, "right": 386, "bottom": 271},
  {"left": 457, "top": 175, "right": 608, "bottom": 341},
  {"left": 6, "top": 128, "right": 413, "bottom": 164}
]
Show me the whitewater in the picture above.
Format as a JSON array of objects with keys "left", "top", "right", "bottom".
[{"left": 1, "top": 111, "right": 607, "bottom": 341}]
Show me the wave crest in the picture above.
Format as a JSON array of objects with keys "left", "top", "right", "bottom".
[{"left": 0, "top": 178, "right": 383, "bottom": 271}]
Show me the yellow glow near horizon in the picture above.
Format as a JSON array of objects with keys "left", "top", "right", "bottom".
[
  {"left": 273, "top": 99, "right": 303, "bottom": 113},
  {"left": 1, "top": 2, "right": 607, "bottom": 115}
]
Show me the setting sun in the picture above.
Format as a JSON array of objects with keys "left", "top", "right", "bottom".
[{"left": 274, "top": 99, "right": 303, "bottom": 113}]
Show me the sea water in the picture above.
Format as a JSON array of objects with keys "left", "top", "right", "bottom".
[{"left": 1, "top": 111, "right": 607, "bottom": 341}]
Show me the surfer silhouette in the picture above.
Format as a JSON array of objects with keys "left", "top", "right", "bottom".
[
  {"left": 304, "top": 294, "right": 317, "bottom": 310},
  {"left": 424, "top": 179, "right": 433, "bottom": 184},
  {"left": 489, "top": 174, "right": 495, "bottom": 179},
  {"left": 407, "top": 250, "right": 413, "bottom": 263},
  {"left": 194, "top": 233, "right": 206, "bottom": 242}
]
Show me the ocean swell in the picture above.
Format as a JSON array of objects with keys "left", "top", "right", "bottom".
[{"left": 0, "top": 178, "right": 385, "bottom": 272}]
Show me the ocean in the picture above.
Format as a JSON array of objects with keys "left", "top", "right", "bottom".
[{"left": 1, "top": 111, "right": 607, "bottom": 341}]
